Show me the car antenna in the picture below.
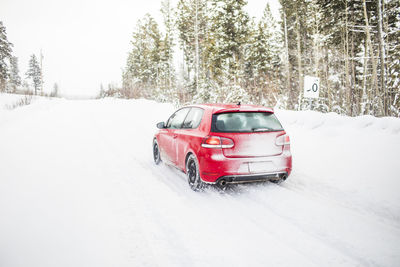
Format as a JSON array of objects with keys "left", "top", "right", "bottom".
[{"left": 237, "top": 101, "right": 241, "bottom": 106}]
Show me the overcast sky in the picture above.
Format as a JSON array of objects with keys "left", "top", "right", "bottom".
[{"left": 1, "top": 0, "right": 280, "bottom": 97}]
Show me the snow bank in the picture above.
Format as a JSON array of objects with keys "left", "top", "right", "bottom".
[
  {"left": 276, "top": 109, "right": 400, "bottom": 224},
  {"left": 276, "top": 109, "right": 400, "bottom": 134}
]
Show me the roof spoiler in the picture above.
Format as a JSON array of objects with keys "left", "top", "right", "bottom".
[{"left": 214, "top": 107, "right": 274, "bottom": 114}]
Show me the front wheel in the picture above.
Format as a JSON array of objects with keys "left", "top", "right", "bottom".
[
  {"left": 153, "top": 140, "right": 161, "bottom": 165},
  {"left": 186, "top": 154, "right": 204, "bottom": 191}
]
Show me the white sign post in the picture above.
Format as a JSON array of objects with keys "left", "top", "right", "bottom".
[{"left": 304, "top": 76, "right": 320, "bottom": 99}]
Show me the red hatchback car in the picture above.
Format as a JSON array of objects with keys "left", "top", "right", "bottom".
[{"left": 153, "top": 103, "right": 292, "bottom": 190}]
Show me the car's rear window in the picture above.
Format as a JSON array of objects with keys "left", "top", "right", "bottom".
[{"left": 212, "top": 112, "right": 284, "bottom": 133}]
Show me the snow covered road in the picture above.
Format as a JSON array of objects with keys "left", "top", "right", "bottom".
[{"left": 1, "top": 95, "right": 400, "bottom": 267}]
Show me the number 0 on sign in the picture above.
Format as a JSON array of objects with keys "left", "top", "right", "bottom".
[{"left": 304, "top": 76, "right": 320, "bottom": 99}]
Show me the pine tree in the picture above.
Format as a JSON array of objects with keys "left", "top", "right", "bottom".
[
  {"left": 159, "top": 0, "right": 176, "bottom": 101},
  {"left": 209, "top": 0, "right": 250, "bottom": 86},
  {"left": 0, "top": 21, "right": 13, "bottom": 92},
  {"left": 248, "top": 3, "right": 283, "bottom": 105},
  {"left": 9, "top": 56, "right": 21, "bottom": 92},
  {"left": 124, "top": 14, "right": 162, "bottom": 98},
  {"left": 280, "top": 0, "right": 305, "bottom": 109},
  {"left": 26, "top": 54, "right": 42, "bottom": 95},
  {"left": 51, "top": 83, "right": 59, "bottom": 97},
  {"left": 176, "top": 0, "right": 210, "bottom": 99}
]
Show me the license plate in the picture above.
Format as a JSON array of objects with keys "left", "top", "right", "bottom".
[{"left": 248, "top": 161, "right": 274, "bottom": 173}]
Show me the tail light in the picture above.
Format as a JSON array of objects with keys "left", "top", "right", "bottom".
[
  {"left": 276, "top": 134, "right": 290, "bottom": 146},
  {"left": 201, "top": 136, "right": 234, "bottom": 148}
]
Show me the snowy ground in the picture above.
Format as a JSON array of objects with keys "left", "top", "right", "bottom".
[{"left": 0, "top": 93, "right": 399, "bottom": 267}]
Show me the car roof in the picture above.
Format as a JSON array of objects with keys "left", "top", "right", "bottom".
[{"left": 187, "top": 103, "right": 274, "bottom": 114}]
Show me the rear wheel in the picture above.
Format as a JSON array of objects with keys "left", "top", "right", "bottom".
[
  {"left": 153, "top": 140, "right": 161, "bottom": 165},
  {"left": 186, "top": 154, "right": 204, "bottom": 191}
]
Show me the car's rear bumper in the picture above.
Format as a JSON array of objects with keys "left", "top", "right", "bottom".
[
  {"left": 198, "top": 148, "right": 292, "bottom": 184},
  {"left": 215, "top": 172, "right": 288, "bottom": 184}
]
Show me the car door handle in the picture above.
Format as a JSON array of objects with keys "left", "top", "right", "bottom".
[{"left": 173, "top": 134, "right": 178, "bottom": 139}]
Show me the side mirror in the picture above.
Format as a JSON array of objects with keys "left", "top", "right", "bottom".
[{"left": 156, "top": 122, "right": 166, "bottom": 129}]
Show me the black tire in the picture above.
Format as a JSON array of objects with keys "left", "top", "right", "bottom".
[
  {"left": 186, "top": 154, "right": 204, "bottom": 191},
  {"left": 153, "top": 139, "right": 161, "bottom": 165}
]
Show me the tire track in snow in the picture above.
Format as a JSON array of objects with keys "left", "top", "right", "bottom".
[
  {"left": 282, "top": 171, "right": 400, "bottom": 230},
  {"left": 237, "top": 182, "right": 400, "bottom": 267},
  {"left": 213, "top": 185, "right": 365, "bottom": 267}
]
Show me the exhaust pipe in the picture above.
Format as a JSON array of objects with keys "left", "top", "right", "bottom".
[
  {"left": 281, "top": 174, "right": 288, "bottom": 180},
  {"left": 218, "top": 179, "right": 227, "bottom": 187}
]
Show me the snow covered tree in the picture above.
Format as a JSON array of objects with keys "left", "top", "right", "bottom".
[
  {"left": 256, "top": 4, "right": 282, "bottom": 74},
  {"left": 208, "top": 0, "right": 250, "bottom": 86},
  {"left": 176, "top": 0, "right": 210, "bottom": 99},
  {"left": 0, "top": 21, "right": 13, "bottom": 92},
  {"left": 9, "top": 56, "right": 21, "bottom": 92},
  {"left": 246, "top": 3, "right": 283, "bottom": 105},
  {"left": 26, "top": 54, "right": 42, "bottom": 95},
  {"left": 21, "top": 80, "right": 30, "bottom": 93},
  {"left": 51, "top": 83, "right": 59, "bottom": 97},
  {"left": 158, "top": 0, "right": 177, "bottom": 102},
  {"left": 124, "top": 14, "right": 162, "bottom": 98},
  {"left": 279, "top": 0, "right": 315, "bottom": 111},
  {"left": 317, "top": 0, "right": 367, "bottom": 114}
]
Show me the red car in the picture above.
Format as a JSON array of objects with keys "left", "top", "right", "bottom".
[{"left": 153, "top": 103, "right": 292, "bottom": 190}]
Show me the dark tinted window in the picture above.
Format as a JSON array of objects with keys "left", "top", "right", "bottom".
[
  {"left": 212, "top": 112, "right": 283, "bottom": 132},
  {"left": 182, "top": 108, "right": 204, "bottom": 129},
  {"left": 166, "top": 108, "right": 190, "bottom": 129}
]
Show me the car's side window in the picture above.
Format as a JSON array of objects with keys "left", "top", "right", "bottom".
[
  {"left": 182, "top": 108, "right": 204, "bottom": 129},
  {"left": 166, "top": 108, "right": 190, "bottom": 129}
]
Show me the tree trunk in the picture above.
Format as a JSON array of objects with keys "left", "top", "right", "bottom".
[
  {"left": 295, "top": 11, "right": 303, "bottom": 110},
  {"left": 377, "top": 0, "right": 387, "bottom": 115},
  {"left": 362, "top": 36, "right": 369, "bottom": 114},
  {"left": 344, "top": 0, "right": 351, "bottom": 115},
  {"left": 194, "top": 0, "right": 199, "bottom": 93},
  {"left": 312, "top": 1, "right": 319, "bottom": 77},
  {"left": 325, "top": 48, "right": 331, "bottom": 110},
  {"left": 283, "top": 11, "right": 291, "bottom": 108},
  {"left": 362, "top": 0, "right": 380, "bottom": 114},
  {"left": 350, "top": 9, "right": 357, "bottom": 116}
]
